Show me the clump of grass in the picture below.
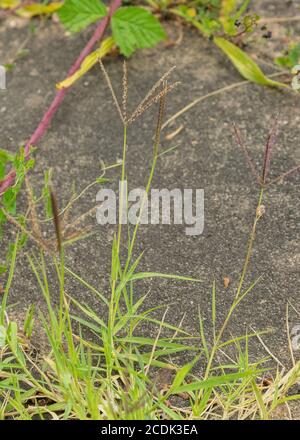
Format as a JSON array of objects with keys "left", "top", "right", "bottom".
[{"left": 0, "top": 65, "right": 300, "bottom": 420}]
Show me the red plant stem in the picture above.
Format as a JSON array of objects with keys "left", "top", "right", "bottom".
[
  {"left": 261, "top": 116, "right": 278, "bottom": 184},
  {"left": 0, "top": 0, "right": 121, "bottom": 196}
]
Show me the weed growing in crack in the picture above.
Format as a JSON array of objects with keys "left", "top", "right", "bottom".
[{"left": 0, "top": 66, "right": 299, "bottom": 420}]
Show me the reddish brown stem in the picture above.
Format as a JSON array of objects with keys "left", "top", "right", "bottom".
[{"left": 0, "top": 0, "right": 121, "bottom": 196}]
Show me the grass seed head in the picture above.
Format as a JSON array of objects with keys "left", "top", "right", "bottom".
[
  {"left": 122, "top": 60, "right": 128, "bottom": 122},
  {"left": 98, "top": 58, "right": 125, "bottom": 125},
  {"left": 262, "top": 116, "right": 279, "bottom": 184},
  {"left": 50, "top": 188, "right": 62, "bottom": 254},
  {"left": 127, "top": 81, "right": 180, "bottom": 125}
]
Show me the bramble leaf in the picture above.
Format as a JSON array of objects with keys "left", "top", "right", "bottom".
[
  {"left": 111, "top": 6, "right": 166, "bottom": 57},
  {"left": 58, "top": 0, "right": 107, "bottom": 33}
]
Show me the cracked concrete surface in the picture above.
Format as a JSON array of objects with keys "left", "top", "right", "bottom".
[{"left": 0, "top": 1, "right": 299, "bottom": 384}]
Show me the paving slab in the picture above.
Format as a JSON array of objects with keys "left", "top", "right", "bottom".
[{"left": 0, "top": 1, "right": 300, "bottom": 370}]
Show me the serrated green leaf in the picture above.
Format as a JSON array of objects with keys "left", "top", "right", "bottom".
[
  {"left": 214, "top": 37, "right": 288, "bottom": 88},
  {"left": 58, "top": 0, "right": 107, "bottom": 33},
  {"left": 111, "top": 6, "right": 166, "bottom": 57}
]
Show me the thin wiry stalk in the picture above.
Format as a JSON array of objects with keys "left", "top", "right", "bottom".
[
  {"left": 1, "top": 206, "right": 51, "bottom": 254},
  {"left": 63, "top": 206, "right": 97, "bottom": 233},
  {"left": 124, "top": 88, "right": 167, "bottom": 274},
  {"left": 133, "top": 66, "right": 175, "bottom": 109},
  {"left": 117, "top": 125, "right": 128, "bottom": 256},
  {"left": 122, "top": 60, "right": 128, "bottom": 122},
  {"left": 127, "top": 81, "right": 180, "bottom": 125},
  {"left": 236, "top": 187, "right": 264, "bottom": 299},
  {"left": 98, "top": 59, "right": 125, "bottom": 124},
  {"left": 161, "top": 71, "right": 289, "bottom": 131},
  {"left": 235, "top": 120, "right": 300, "bottom": 188},
  {"left": 145, "top": 308, "right": 169, "bottom": 376},
  {"left": 233, "top": 125, "right": 261, "bottom": 184},
  {"left": 201, "top": 186, "right": 265, "bottom": 386},
  {"left": 262, "top": 117, "right": 278, "bottom": 184},
  {"left": 25, "top": 176, "right": 43, "bottom": 241},
  {"left": 127, "top": 66, "right": 176, "bottom": 124},
  {"left": 200, "top": 116, "right": 292, "bottom": 391},
  {"left": 266, "top": 163, "right": 300, "bottom": 186}
]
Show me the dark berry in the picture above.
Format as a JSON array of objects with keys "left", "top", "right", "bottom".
[{"left": 263, "top": 31, "right": 272, "bottom": 39}]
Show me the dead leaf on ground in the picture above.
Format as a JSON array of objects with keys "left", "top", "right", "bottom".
[
  {"left": 165, "top": 124, "right": 184, "bottom": 140},
  {"left": 223, "top": 277, "right": 230, "bottom": 288}
]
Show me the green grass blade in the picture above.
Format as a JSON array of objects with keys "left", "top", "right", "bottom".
[
  {"left": 214, "top": 37, "right": 289, "bottom": 88},
  {"left": 172, "top": 370, "right": 260, "bottom": 393},
  {"left": 130, "top": 272, "right": 202, "bottom": 282}
]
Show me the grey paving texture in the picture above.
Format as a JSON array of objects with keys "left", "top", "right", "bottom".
[{"left": 0, "top": 1, "right": 299, "bottom": 367}]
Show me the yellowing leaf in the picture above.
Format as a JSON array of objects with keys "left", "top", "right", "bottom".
[
  {"left": 220, "top": 0, "right": 237, "bottom": 34},
  {"left": 56, "top": 37, "right": 114, "bottom": 90},
  {"left": 186, "top": 8, "right": 196, "bottom": 18},
  {"left": 16, "top": 2, "right": 63, "bottom": 18},
  {"left": 220, "top": 1, "right": 252, "bottom": 35},
  {"left": 214, "top": 37, "right": 288, "bottom": 88},
  {"left": 0, "top": 0, "right": 19, "bottom": 8},
  {"left": 220, "top": 0, "right": 238, "bottom": 17}
]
